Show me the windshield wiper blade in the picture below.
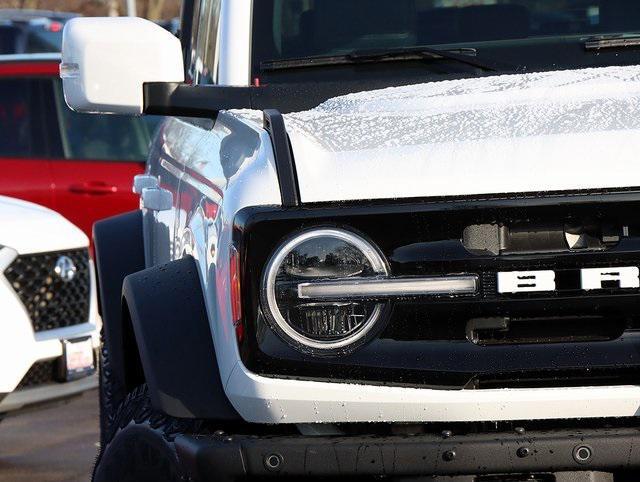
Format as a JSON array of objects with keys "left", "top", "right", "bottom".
[
  {"left": 261, "top": 46, "right": 516, "bottom": 73},
  {"left": 585, "top": 34, "right": 640, "bottom": 50},
  {"left": 347, "top": 46, "right": 503, "bottom": 72}
]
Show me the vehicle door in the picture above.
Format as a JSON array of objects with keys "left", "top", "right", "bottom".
[
  {"left": 173, "top": 0, "right": 223, "bottom": 261},
  {"left": 47, "top": 78, "right": 160, "bottom": 238},
  {"left": 143, "top": 116, "right": 212, "bottom": 267},
  {"left": 142, "top": 0, "right": 220, "bottom": 267},
  {"left": 0, "top": 65, "right": 55, "bottom": 209}
]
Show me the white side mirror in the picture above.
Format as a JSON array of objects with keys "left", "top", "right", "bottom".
[{"left": 60, "top": 17, "right": 184, "bottom": 115}]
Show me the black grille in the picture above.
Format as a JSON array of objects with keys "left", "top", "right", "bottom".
[
  {"left": 241, "top": 193, "right": 640, "bottom": 389},
  {"left": 17, "top": 360, "right": 57, "bottom": 389},
  {"left": 4, "top": 249, "right": 91, "bottom": 332}
]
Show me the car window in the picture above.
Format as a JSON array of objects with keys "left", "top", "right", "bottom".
[
  {"left": 25, "top": 28, "right": 63, "bottom": 53},
  {"left": 0, "top": 20, "right": 65, "bottom": 55},
  {"left": 52, "top": 81, "right": 162, "bottom": 162},
  {"left": 0, "top": 78, "right": 47, "bottom": 158},
  {"left": 0, "top": 25, "right": 21, "bottom": 54}
]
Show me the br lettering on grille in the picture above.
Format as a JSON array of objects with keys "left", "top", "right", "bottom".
[{"left": 498, "top": 267, "right": 640, "bottom": 293}]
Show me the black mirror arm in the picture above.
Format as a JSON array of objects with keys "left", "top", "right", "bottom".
[
  {"left": 143, "top": 82, "right": 258, "bottom": 117},
  {"left": 143, "top": 82, "right": 302, "bottom": 208}
]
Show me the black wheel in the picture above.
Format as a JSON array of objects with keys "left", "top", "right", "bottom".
[{"left": 93, "top": 385, "right": 203, "bottom": 482}]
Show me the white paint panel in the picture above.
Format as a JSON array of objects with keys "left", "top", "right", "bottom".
[{"left": 226, "top": 361, "right": 640, "bottom": 424}]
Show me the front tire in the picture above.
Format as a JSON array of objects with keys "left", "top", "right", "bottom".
[
  {"left": 98, "top": 330, "right": 118, "bottom": 448},
  {"left": 93, "top": 385, "right": 202, "bottom": 482}
]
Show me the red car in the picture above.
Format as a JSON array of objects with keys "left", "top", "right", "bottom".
[{"left": 0, "top": 53, "right": 160, "bottom": 237}]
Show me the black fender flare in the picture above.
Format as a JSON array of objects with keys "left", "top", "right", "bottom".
[
  {"left": 93, "top": 210, "right": 146, "bottom": 408},
  {"left": 122, "top": 256, "right": 240, "bottom": 420}
]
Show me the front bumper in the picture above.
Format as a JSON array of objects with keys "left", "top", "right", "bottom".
[
  {"left": 226, "top": 362, "right": 640, "bottom": 423},
  {"left": 0, "top": 372, "right": 98, "bottom": 413},
  {"left": 176, "top": 426, "right": 640, "bottom": 480},
  {"left": 0, "top": 246, "right": 100, "bottom": 396}
]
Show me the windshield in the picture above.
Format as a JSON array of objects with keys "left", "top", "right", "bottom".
[{"left": 252, "top": 0, "right": 640, "bottom": 82}]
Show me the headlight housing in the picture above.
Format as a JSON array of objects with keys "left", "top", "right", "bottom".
[{"left": 261, "top": 228, "right": 388, "bottom": 354}]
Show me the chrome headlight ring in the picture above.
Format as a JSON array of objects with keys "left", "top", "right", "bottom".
[{"left": 261, "top": 227, "right": 389, "bottom": 354}]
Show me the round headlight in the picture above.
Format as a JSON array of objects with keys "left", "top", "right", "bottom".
[{"left": 261, "top": 228, "right": 388, "bottom": 353}]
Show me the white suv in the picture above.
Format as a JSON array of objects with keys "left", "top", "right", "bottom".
[
  {"left": 0, "top": 195, "right": 98, "bottom": 413},
  {"left": 62, "top": 2, "right": 640, "bottom": 481}
]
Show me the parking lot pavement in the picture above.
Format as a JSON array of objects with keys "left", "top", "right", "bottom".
[{"left": 0, "top": 389, "right": 98, "bottom": 482}]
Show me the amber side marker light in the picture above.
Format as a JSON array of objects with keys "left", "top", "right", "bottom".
[{"left": 230, "top": 245, "right": 243, "bottom": 343}]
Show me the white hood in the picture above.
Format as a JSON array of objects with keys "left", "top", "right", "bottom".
[
  {"left": 0, "top": 196, "right": 87, "bottom": 254},
  {"left": 281, "top": 65, "right": 640, "bottom": 203}
]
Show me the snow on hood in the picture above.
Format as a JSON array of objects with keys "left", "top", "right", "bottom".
[{"left": 274, "top": 66, "right": 640, "bottom": 203}]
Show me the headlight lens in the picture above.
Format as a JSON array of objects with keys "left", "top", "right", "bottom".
[{"left": 261, "top": 228, "right": 388, "bottom": 353}]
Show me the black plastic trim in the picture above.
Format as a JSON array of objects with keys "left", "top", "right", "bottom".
[
  {"left": 176, "top": 426, "right": 640, "bottom": 480},
  {"left": 233, "top": 189, "right": 640, "bottom": 388},
  {"left": 144, "top": 80, "right": 417, "bottom": 115},
  {"left": 178, "top": 0, "right": 195, "bottom": 81},
  {"left": 122, "top": 256, "right": 240, "bottom": 420},
  {"left": 93, "top": 210, "right": 146, "bottom": 409},
  {"left": 263, "top": 109, "right": 300, "bottom": 207},
  {"left": 143, "top": 82, "right": 255, "bottom": 117}
]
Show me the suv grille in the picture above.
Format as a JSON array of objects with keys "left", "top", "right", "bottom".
[
  {"left": 16, "top": 349, "right": 98, "bottom": 390},
  {"left": 242, "top": 193, "right": 640, "bottom": 389},
  {"left": 4, "top": 249, "right": 91, "bottom": 332},
  {"left": 17, "top": 360, "right": 56, "bottom": 389}
]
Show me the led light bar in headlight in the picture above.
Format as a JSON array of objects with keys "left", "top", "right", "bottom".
[{"left": 298, "top": 275, "right": 478, "bottom": 299}]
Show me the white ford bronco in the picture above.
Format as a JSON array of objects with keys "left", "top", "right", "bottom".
[{"left": 62, "top": 1, "right": 640, "bottom": 481}]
